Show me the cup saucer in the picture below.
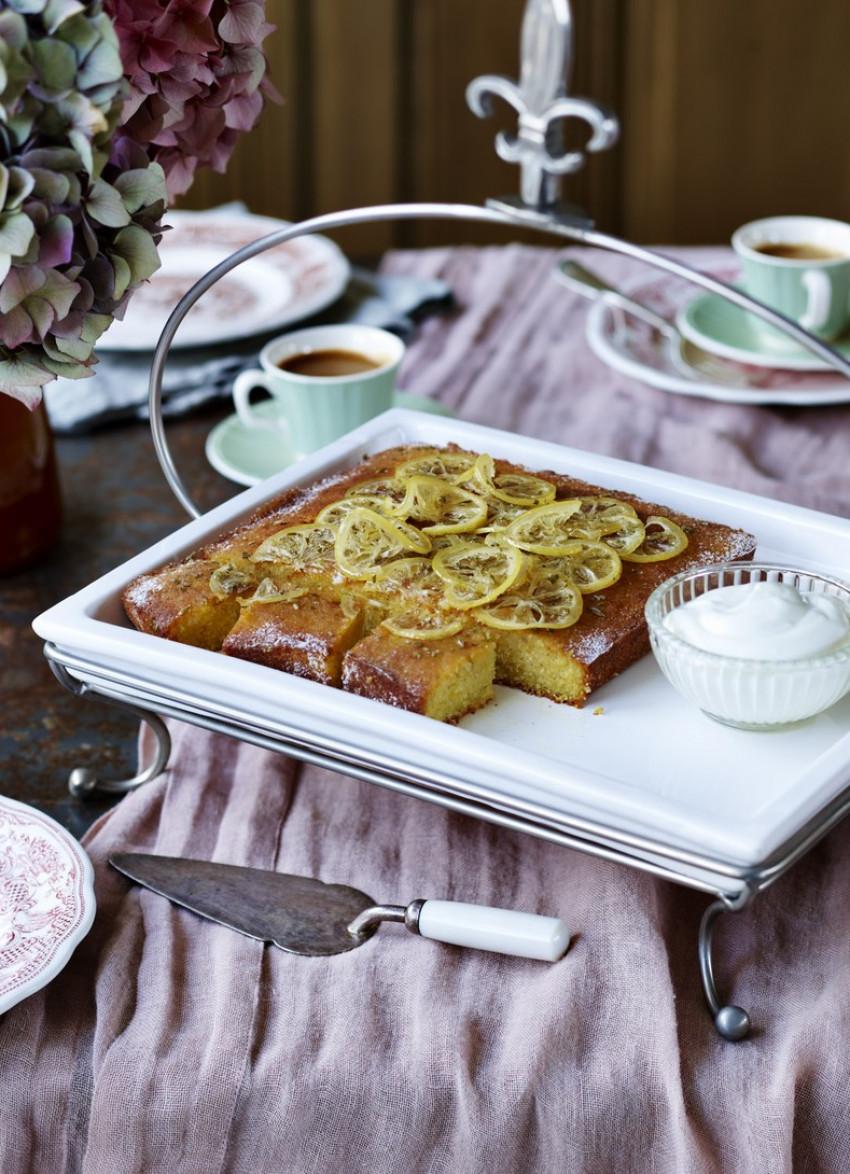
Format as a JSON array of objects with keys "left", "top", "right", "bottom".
[
  {"left": 206, "top": 391, "right": 455, "bottom": 486},
  {"left": 676, "top": 290, "right": 850, "bottom": 371}
]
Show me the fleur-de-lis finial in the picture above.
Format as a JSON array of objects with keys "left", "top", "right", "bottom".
[{"left": 466, "top": 0, "right": 619, "bottom": 210}]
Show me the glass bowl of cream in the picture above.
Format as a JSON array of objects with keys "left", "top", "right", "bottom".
[{"left": 645, "top": 562, "right": 850, "bottom": 731}]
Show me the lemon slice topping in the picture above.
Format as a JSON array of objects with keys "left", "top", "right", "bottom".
[
  {"left": 334, "top": 506, "right": 431, "bottom": 579},
  {"left": 372, "top": 556, "right": 444, "bottom": 596},
  {"left": 381, "top": 609, "right": 466, "bottom": 640},
  {"left": 459, "top": 453, "right": 556, "bottom": 507},
  {"left": 395, "top": 474, "right": 488, "bottom": 534},
  {"left": 476, "top": 563, "right": 583, "bottom": 630},
  {"left": 599, "top": 514, "right": 646, "bottom": 556},
  {"left": 343, "top": 477, "right": 407, "bottom": 510},
  {"left": 501, "top": 500, "right": 583, "bottom": 555},
  {"left": 395, "top": 450, "right": 477, "bottom": 482},
  {"left": 251, "top": 523, "right": 336, "bottom": 571},
  {"left": 209, "top": 563, "right": 254, "bottom": 599},
  {"left": 540, "top": 541, "right": 623, "bottom": 594},
  {"left": 621, "top": 515, "right": 689, "bottom": 562},
  {"left": 478, "top": 496, "right": 527, "bottom": 533},
  {"left": 565, "top": 497, "right": 640, "bottom": 540},
  {"left": 490, "top": 472, "right": 557, "bottom": 507},
  {"left": 432, "top": 539, "right": 525, "bottom": 609},
  {"left": 240, "top": 578, "right": 308, "bottom": 606}
]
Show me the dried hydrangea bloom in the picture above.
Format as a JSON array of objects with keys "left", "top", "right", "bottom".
[
  {"left": 0, "top": 0, "right": 167, "bottom": 404},
  {"left": 106, "top": 0, "right": 279, "bottom": 199}
]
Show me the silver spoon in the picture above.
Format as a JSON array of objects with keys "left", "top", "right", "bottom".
[{"left": 555, "top": 259, "right": 751, "bottom": 387}]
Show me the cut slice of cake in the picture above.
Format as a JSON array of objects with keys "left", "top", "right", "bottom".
[
  {"left": 341, "top": 625, "right": 496, "bottom": 722},
  {"left": 222, "top": 592, "right": 366, "bottom": 687}
]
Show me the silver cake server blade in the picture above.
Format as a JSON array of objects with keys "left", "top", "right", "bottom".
[
  {"left": 555, "top": 258, "right": 751, "bottom": 386},
  {"left": 110, "top": 853, "right": 570, "bottom": 961}
]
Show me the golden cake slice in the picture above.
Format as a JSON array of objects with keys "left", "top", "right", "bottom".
[
  {"left": 222, "top": 591, "right": 366, "bottom": 687},
  {"left": 342, "top": 625, "right": 496, "bottom": 721},
  {"left": 122, "top": 443, "right": 757, "bottom": 722}
]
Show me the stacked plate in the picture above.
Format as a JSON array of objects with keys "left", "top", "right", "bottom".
[{"left": 585, "top": 262, "right": 850, "bottom": 406}]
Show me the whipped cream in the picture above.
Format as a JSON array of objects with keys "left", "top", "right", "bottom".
[{"left": 665, "top": 580, "right": 850, "bottom": 660}]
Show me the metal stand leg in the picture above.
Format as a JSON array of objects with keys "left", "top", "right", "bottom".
[
  {"left": 48, "top": 659, "right": 172, "bottom": 799},
  {"left": 698, "top": 895, "right": 753, "bottom": 1041}
]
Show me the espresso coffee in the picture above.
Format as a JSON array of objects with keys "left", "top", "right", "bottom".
[
  {"left": 277, "top": 348, "right": 383, "bottom": 377},
  {"left": 755, "top": 242, "right": 846, "bottom": 261}
]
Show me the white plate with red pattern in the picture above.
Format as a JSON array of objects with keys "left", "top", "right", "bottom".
[
  {"left": 0, "top": 796, "right": 96, "bottom": 1015},
  {"left": 99, "top": 210, "right": 351, "bottom": 352}
]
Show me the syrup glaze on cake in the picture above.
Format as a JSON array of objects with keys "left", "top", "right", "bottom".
[{"left": 122, "top": 445, "right": 757, "bottom": 722}]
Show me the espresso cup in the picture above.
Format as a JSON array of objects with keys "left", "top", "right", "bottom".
[
  {"left": 232, "top": 324, "right": 405, "bottom": 456},
  {"left": 732, "top": 215, "right": 850, "bottom": 343}
]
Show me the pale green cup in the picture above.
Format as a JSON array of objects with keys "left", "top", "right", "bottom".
[
  {"left": 232, "top": 324, "right": 404, "bottom": 456},
  {"left": 732, "top": 216, "right": 850, "bottom": 345}
]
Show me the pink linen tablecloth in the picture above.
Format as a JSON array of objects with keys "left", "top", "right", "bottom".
[{"left": 4, "top": 245, "right": 850, "bottom": 1174}]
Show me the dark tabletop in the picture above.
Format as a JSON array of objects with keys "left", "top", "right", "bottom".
[{"left": 1, "top": 405, "right": 239, "bottom": 840}]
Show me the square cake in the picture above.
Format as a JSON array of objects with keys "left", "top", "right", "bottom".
[{"left": 123, "top": 444, "right": 757, "bottom": 722}]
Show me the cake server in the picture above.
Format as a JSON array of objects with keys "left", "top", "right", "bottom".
[{"left": 110, "top": 853, "right": 570, "bottom": 962}]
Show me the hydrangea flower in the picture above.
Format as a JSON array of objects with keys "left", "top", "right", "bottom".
[
  {"left": 106, "top": 0, "right": 278, "bottom": 199},
  {"left": 0, "top": 0, "right": 276, "bottom": 406},
  {"left": 0, "top": 0, "right": 168, "bottom": 405}
]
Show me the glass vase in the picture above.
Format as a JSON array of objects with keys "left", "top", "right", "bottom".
[{"left": 0, "top": 393, "right": 62, "bottom": 576}]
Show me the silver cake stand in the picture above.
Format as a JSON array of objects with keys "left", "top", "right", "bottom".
[{"left": 44, "top": 0, "right": 850, "bottom": 1040}]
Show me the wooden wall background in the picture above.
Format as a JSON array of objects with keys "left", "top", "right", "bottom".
[{"left": 183, "top": 0, "right": 850, "bottom": 259}]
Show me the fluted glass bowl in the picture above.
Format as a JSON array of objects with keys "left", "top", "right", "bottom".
[{"left": 645, "top": 562, "right": 850, "bottom": 731}]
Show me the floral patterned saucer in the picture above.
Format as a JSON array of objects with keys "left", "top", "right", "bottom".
[{"left": 0, "top": 796, "right": 96, "bottom": 1015}]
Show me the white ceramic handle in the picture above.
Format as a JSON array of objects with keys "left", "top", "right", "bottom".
[
  {"left": 800, "top": 269, "right": 832, "bottom": 332},
  {"left": 416, "top": 899, "right": 570, "bottom": 962},
  {"left": 232, "top": 369, "right": 289, "bottom": 434}
]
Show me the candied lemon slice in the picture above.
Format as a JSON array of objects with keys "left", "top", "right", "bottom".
[
  {"left": 540, "top": 541, "right": 623, "bottom": 594},
  {"left": 381, "top": 609, "right": 465, "bottom": 640},
  {"left": 478, "top": 496, "right": 527, "bottom": 533},
  {"left": 250, "top": 523, "right": 336, "bottom": 570},
  {"left": 343, "top": 477, "right": 407, "bottom": 509},
  {"left": 395, "top": 450, "right": 477, "bottom": 482},
  {"left": 460, "top": 452, "right": 496, "bottom": 493},
  {"left": 240, "top": 578, "right": 308, "bottom": 606},
  {"left": 459, "top": 453, "right": 556, "bottom": 507},
  {"left": 373, "top": 556, "right": 444, "bottom": 596},
  {"left": 432, "top": 539, "right": 525, "bottom": 609},
  {"left": 501, "top": 500, "right": 583, "bottom": 555},
  {"left": 395, "top": 474, "right": 488, "bottom": 534},
  {"left": 209, "top": 562, "right": 254, "bottom": 599},
  {"left": 600, "top": 514, "right": 646, "bottom": 556},
  {"left": 621, "top": 515, "right": 689, "bottom": 562},
  {"left": 334, "top": 506, "right": 431, "bottom": 579},
  {"left": 476, "top": 564, "right": 583, "bottom": 630},
  {"left": 490, "top": 472, "right": 557, "bottom": 507},
  {"left": 567, "top": 496, "right": 640, "bottom": 539},
  {"left": 315, "top": 498, "right": 387, "bottom": 527},
  {"left": 319, "top": 489, "right": 407, "bottom": 523}
]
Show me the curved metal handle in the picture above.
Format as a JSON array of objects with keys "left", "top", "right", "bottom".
[{"left": 148, "top": 203, "right": 850, "bottom": 521}]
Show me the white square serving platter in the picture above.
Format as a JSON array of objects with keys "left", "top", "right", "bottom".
[{"left": 34, "top": 409, "right": 850, "bottom": 891}]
